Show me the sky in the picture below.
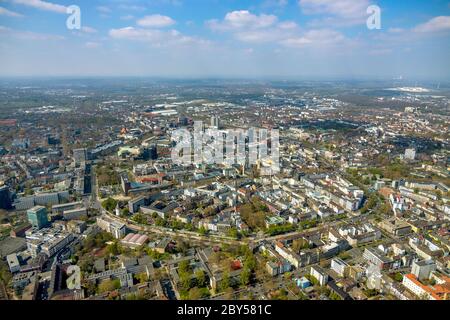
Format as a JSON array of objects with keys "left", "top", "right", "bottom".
[{"left": 0, "top": 0, "right": 449, "bottom": 79}]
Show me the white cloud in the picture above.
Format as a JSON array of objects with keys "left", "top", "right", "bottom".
[
  {"left": 109, "top": 26, "right": 208, "bottom": 47},
  {"left": 278, "top": 21, "right": 298, "bottom": 29},
  {"left": 121, "top": 15, "right": 135, "bottom": 21},
  {"left": 81, "top": 26, "right": 97, "bottom": 34},
  {"left": 118, "top": 4, "right": 146, "bottom": 12},
  {"left": 12, "top": 0, "right": 66, "bottom": 14},
  {"left": 137, "top": 14, "right": 176, "bottom": 28},
  {"left": 0, "top": 6, "right": 23, "bottom": 17},
  {"left": 234, "top": 29, "right": 288, "bottom": 43},
  {"left": 109, "top": 27, "right": 163, "bottom": 41},
  {"left": 207, "top": 10, "right": 278, "bottom": 31},
  {"left": 206, "top": 9, "right": 349, "bottom": 47},
  {"left": 281, "top": 29, "right": 346, "bottom": 47},
  {"left": 414, "top": 16, "right": 450, "bottom": 33},
  {"left": 96, "top": 6, "right": 111, "bottom": 14},
  {"left": 207, "top": 10, "right": 299, "bottom": 44},
  {"left": 388, "top": 28, "right": 404, "bottom": 34},
  {"left": 299, "top": 0, "right": 370, "bottom": 26},
  {"left": 0, "top": 25, "right": 64, "bottom": 40}
]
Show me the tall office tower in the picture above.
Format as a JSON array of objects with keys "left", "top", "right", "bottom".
[
  {"left": 73, "top": 148, "right": 87, "bottom": 166},
  {"left": 27, "top": 206, "right": 49, "bottom": 229},
  {"left": 148, "top": 144, "right": 158, "bottom": 160},
  {"left": 0, "top": 185, "right": 12, "bottom": 209},
  {"left": 211, "top": 116, "right": 220, "bottom": 129},
  {"left": 121, "top": 173, "right": 131, "bottom": 196}
]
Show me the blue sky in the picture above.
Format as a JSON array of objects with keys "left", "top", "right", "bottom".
[{"left": 0, "top": 0, "right": 449, "bottom": 79}]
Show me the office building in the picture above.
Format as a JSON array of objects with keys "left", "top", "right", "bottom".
[
  {"left": 211, "top": 116, "right": 220, "bottom": 129},
  {"left": 363, "top": 247, "right": 392, "bottom": 270},
  {"left": 310, "top": 265, "right": 329, "bottom": 286},
  {"left": 27, "top": 206, "right": 49, "bottom": 230},
  {"left": 0, "top": 185, "right": 12, "bottom": 209},
  {"left": 411, "top": 260, "right": 436, "bottom": 281},
  {"left": 331, "top": 258, "right": 348, "bottom": 277},
  {"left": 96, "top": 215, "right": 126, "bottom": 239},
  {"left": 142, "top": 144, "right": 158, "bottom": 161},
  {"left": 63, "top": 207, "right": 87, "bottom": 220},
  {"left": 73, "top": 148, "right": 87, "bottom": 166},
  {"left": 6, "top": 254, "right": 21, "bottom": 273}
]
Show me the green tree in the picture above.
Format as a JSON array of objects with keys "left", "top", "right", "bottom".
[
  {"left": 180, "top": 273, "right": 192, "bottom": 290},
  {"left": 188, "top": 287, "right": 202, "bottom": 300},
  {"left": 219, "top": 271, "right": 231, "bottom": 291},
  {"left": 227, "top": 227, "right": 240, "bottom": 239},
  {"left": 98, "top": 279, "right": 120, "bottom": 293},
  {"left": 178, "top": 260, "right": 191, "bottom": 274},
  {"left": 394, "top": 273, "right": 403, "bottom": 282},
  {"left": 195, "top": 269, "right": 206, "bottom": 288},
  {"left": 135, "top": 272, "right": 149, "bottom": 284},
  {"left": 102, "top": 198, "right": 118, "bottom": 212},
  {"left": 240, "top": 267, "right": 251, "bottom": 286},
  {"left": 198, "top": 226, "right": 208, "bottom": 235},
  {"left": 106, "top": 241, "right": 121, "bottom": 256},
  {"left": 244, "top": 252, "right": 256, "bottom": 271}
]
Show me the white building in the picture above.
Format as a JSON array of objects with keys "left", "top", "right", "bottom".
[
  {"left": 310, "top": 265, "right": 329, "bottom": 286},
  {"left": 404, "top": 148, "right": 416, "bottom": 160},
  {"left": 331, "top": 258, "right": 348, "bottom": 277},
  {"left": 6, "top": 254, "right": 20, "bottom": 273},
  {"left": 411, "top": 260, "right": 436, "bottom": 281},
  {"left": 96, "top": 215, "right": 126, "bottom": 239}
]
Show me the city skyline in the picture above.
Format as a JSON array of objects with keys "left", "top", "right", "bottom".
[{"left": 0, "top": 0, "right": 450, "bottom": 79}]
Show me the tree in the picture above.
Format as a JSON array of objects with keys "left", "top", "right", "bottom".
[
  {"left": 198, "top": 226, "right": 208, "bottom": 235},
  {"left": 180, "top": 273, "right": 192, "bottom": 290},
  {"left": 239, "top": 203, "right": 266, "bottom": 230},
  {"left": 132, "top": 213, "right": 147, "bottom": 225},
  {"left": 82, "top": 280, "right": 97, "bottom": 296},
  {"left": 292, "top": 239, "right": 309, "bottom": 252},
  {"left": 121, "top": 207, "right": 130, "bottom": 216},
  {"left": 79, "top": 257, "right": 95, "bottom": 273},
  {"left": 227, "top": 227, "right": 240, "bottom": 239},
  {"left": 240, "top": 267, "right": 251, "bottom": 286},
  {"left": 177, "top": 240, "right": 190, "bottom": 255},
  {"left": 394, "top": 273, "right": 403, "bottom": 282},
  {"left": 0, "top": 260, "right": 12, "bottom": 285},
  {"left": 106, "top": 241, "right": 121, "bottom": 256},
  {"left": 244, "top": 252, "right": 256, "bottom": 271},
  {"left": 195, "top": 269, "right": 206, "bottom": 288},
  {"left": 223, "top": 287, "right": 234, "bottom": 299},
  {"left": 98, "top": 279, "right": 120, "bottom": 293},
  {"left": 102, "top": 198, "right": 118, "bottom": 212},
  {"left": 188, "top": 287, "right": 202, "bottom": 300},
  {"left": 178, "top": 260, "right": 191, "bottom": 275},
  {"left": 155, "top": 217, "right": 166, "bottom": 227},
  {"left": 219, "top": 271, "right": 231, "bottom": 291},
  {"left": 135, "top": 272, "right": 149, "bottom": 284}
]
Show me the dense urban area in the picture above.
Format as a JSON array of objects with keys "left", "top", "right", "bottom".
[{"left": 0, "top": 79, "right": 449, "bottom": 301}]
